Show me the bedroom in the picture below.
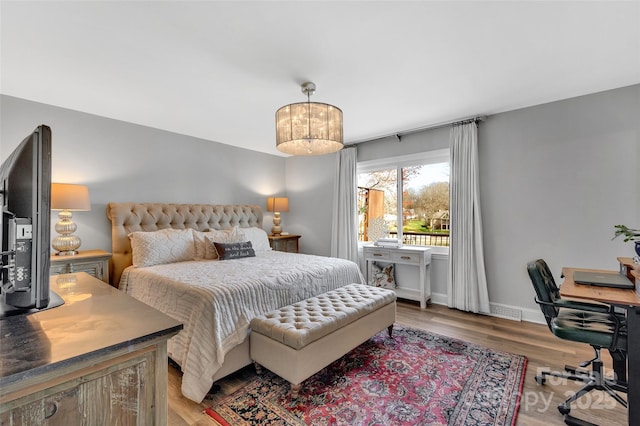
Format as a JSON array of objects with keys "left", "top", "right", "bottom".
[
  {"left": 3, "top": 85, "right": 635, "bottom": 316},
  {"left": 1, "top": 1, "right": 639, "bottom": 425}
]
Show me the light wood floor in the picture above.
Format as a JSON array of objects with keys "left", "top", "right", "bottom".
[{"left": 167, "top": 302, "right": 628, "bottom": 426}]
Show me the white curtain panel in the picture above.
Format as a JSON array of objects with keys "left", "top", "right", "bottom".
[
  {"left": 331, "top": 147, "right": 359, "bottom": 262},
  {"left": 448, "top": 122, "right": 490, "bottom": 313}
]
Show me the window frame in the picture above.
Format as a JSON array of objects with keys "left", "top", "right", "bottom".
[{"left": 357, "top": 149, "right": 449, "bottom": 246}]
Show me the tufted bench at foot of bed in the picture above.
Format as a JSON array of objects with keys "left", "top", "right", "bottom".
[{"left": 249, "top": 283, "right": 397, "bottom": 398}]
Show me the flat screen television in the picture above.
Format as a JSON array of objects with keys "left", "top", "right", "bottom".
[{"left": 0, "top": 125, "right": 63, "bottom": 318}]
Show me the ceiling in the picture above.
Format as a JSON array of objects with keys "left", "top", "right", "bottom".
[{"left": 2, "top": 1, "right": 639, "bottom": 157}]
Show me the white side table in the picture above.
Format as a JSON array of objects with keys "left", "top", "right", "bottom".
[{"left": 363, "top": 245, "right": 432, "bottom": 308}]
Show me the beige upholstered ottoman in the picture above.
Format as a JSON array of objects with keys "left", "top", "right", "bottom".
[{"left": 249, "top": 283, "right": 397, "bottom": 397}]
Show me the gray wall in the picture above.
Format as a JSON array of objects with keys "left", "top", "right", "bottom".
[
  {"left": 2, "top": 84, "right": 638, "bottom": 320},
  {"left": 356, "top": 126, "right": 450, "bottom": 161},
  {"left": 480, "top": 85, "right": 639, "bottom": 313},
  {"left": 0, "top": 95, "right": 286, "bottom": 252},
  {"left": 286, "top": 84, "right": 639, "bottom": 319},
  {"left": 284, "top": 154, "right": 335, "bottom": 257}
]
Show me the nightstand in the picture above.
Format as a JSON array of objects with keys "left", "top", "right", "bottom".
[
  {"left": 50, "top": 249, "right": 112, "bottom": 284},
  {"left": 268, "top": 234, "right": 300, "bottom": 253}
]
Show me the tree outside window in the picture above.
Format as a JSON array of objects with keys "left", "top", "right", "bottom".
[{"left": 358, "top": 161, "right": 450, "bottom": 246}]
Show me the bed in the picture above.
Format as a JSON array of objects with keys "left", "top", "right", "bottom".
[{"left": 106, "top": 202, "right": 364, "bottom": 403}]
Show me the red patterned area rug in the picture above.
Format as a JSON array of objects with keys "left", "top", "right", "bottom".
[{"left": 205, "top": 325, "right": 527, "bottom": 426}]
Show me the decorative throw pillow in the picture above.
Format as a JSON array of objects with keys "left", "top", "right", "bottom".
[
  {"left": 203, "top": 228, "right": 247, "bottom": 260},
  {"left": 213, "top": 241, "right": 256, "bottom": 260},
  {"left": 193, "top": 227, "right": 246, "bottom": 260},
  {"left": 240, "top": 227, "right": 272, "bottom": 252},
  {"left": 371, "top": 262, "right": 396, "bottom": 289},
  {"left": 192, "top": 229, "right": 211, "bottom": 260},
  {"left": 129, "top": 228, "right": 195, "bottom": 268}
]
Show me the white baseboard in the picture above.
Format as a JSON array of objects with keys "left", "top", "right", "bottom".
[{"left": 427, "top": 292, "right": 546, "bottom": 324}]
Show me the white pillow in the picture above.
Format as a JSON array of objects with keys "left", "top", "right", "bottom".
[
  {"left": 196, "top": 227, "right": 247, "bottom": 260},
  {"left": 129, "top": 228, "right": 195, "bottom": 268},
  {"left": 241, "top": 227, "right": 272, "bottom": 252},
  {"left": 192, "top": 229, "right": 223, "bottom": 260}
]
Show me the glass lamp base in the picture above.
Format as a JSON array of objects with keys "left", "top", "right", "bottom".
[{"left": 52, "top": 234, "right": 81, "bottom": 255}]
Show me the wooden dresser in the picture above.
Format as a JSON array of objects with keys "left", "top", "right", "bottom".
[{"left": 0, "top": 273, "right": 183, "bottom": 425}]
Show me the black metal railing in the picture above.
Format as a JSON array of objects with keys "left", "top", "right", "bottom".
[
  {"left": 388, "top": 231, "right": 450, "bottom": 247},
  {"left": 359, "top": 231, "right": 449, "bottom": 247},
  {"left": 358, "top": 231, "right": 450, "bottom": 246}
]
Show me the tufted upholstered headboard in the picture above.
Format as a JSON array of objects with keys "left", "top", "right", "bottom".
[{"left": 106, "top": 202, "right": 263, "bottom": 287}]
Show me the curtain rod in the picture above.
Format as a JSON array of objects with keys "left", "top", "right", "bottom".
[{"left": 348, "top": 115, "right": 487, "bottom": 146}]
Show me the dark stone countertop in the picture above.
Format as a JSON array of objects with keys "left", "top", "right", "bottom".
[{"left": 0, "top": 272, "right": 182, "bottom": 387}]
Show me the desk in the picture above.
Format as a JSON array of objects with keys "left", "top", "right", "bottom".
[
  {"left": 618, "top": 257, "right": 640, "bottom": 283},
  {"left": 363, "top": 245, "right": 431, "bottom": 308},
  {"left": 560, "top": 267, "right": 640, "bottom": 425}
]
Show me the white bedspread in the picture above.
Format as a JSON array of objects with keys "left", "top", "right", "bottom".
[{"left": 119, "top": 250, "right": 364, "bottom": 402}]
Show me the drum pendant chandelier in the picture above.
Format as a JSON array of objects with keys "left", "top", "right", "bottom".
[{"left": 275, "top": 82, "right": 343, "bottom": 156}]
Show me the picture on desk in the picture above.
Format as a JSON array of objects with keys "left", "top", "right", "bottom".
[{"left": 573, "top": 271, "right": 635, "bottom": 289}]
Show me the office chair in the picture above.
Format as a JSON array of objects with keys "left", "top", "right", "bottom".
[{"left": 527, "top": 259, "right": 627, "bottom": 422}]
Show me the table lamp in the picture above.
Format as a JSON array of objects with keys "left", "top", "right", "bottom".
[
  {"left": 51, "top": 183, "right": 91, "bottom": 255},
  {"left": 266, "top": 197, "right": 289, "bottom": 235}
]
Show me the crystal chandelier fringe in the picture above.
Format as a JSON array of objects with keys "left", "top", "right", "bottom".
[{"left": 276, "top": 82, "right": 343, "bottom": 156}]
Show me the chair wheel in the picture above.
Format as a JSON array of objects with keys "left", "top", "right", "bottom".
[
  {"left": 535, "top": 375, "right": 546, "bottom": 385},
  {"left": 558, "top": 404, "right": 571, "bottom": 415}
]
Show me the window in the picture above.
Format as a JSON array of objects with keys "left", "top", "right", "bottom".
[{"left": 357, "top": 150, "right": 450, "bottom": 247}]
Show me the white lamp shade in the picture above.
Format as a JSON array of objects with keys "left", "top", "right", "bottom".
[
  {"left": 266, "top": 197, "right": 289, "bottom": 212},
  {"left": 51, "top": 183, "right": 91, "bottom": 211}
]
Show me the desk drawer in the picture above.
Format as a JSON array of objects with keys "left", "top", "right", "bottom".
[
  {"left": 365, "top": 248, "right": 391, "bottom": 261},
  {"left": 391, "top": 251, "right": 421, "bottom": 265}
]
